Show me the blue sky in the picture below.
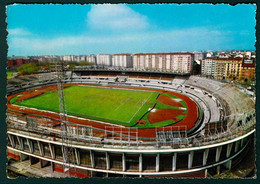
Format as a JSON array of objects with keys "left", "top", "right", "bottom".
[{"left": 7, "top": 4, "right": 256, "bottom": 56}]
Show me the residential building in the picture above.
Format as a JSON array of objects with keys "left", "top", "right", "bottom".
[
  {"left": 224, "top": 58, "right": 243, "bottom": 80},
  {"left": 86, "top": 55, "right": 96, "bottom": 64},
  {"left": 201, "top": 57, "right": 253, "bottom": 81},
  {"left": 201, "top": 57, "right": 216, "bottom": 76},
  {"left": 62, "top": 55, "right": 75, "bottom": 62},
  {"left": 8, "top": 57, "right": 32, "bottom": 67},
  {"left": 133, "top": 53, "right": 194, "bottom": 73},
  {"left": 96, "top": 54, "right": 112, "bottom": 66},
  {"left": 112, "top": 54, "right": 133, "bottom": 68},
  {"left": 240, "top": 63, "right": 255, "bottom": 82}
]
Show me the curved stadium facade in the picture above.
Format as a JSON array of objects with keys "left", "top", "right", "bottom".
[{"left": 6, "top": 70, "right": 255, "bottom": 178}]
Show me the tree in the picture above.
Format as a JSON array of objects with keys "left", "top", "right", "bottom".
[
  {"left": 17, "top": 62, "right": 40, "bottom": 75},
  {"left": 79, "top": 61, "right": 92, "bottom": 66},
  {"left": 69, "top": 64, "right": 76, "bottom": 69}
]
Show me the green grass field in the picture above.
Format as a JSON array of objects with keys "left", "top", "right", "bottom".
[{"left": 15, "top": 85, "right": 159, "bottom": 126}]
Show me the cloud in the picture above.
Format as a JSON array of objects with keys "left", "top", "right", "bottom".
[
  {"left": 87, "top": 4, "right": 149, "bottom": 31},
  {"left": 8, "top": 27, "right": 244, "bottom": 56},
  {"left": 8, "top": 28, "right": 32, "bottom": 36}
]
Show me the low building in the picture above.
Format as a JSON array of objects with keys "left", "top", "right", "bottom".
[{"left": 8, "top": 57, "right": 31, "bottom": 67}]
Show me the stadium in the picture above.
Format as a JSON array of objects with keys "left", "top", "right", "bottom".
[{"left": 6, "top": 68, "right": 255, "bottom": 178}]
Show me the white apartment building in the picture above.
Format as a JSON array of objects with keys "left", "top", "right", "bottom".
[
  {"left": 86, "top": 55, "right": 96, "bottom": 64},
  {"left": 201, "top": 57, "right": 216, "bottom": 76},
  {"left": 62, "top": 55, "right": 75, "bottom": 62},
  {"left": 96, "top": 54, "right": 112, "bottom": 66},
  {"left": 112, "top": 54, "right": 133, "bottom": 68},
  {"left": 133, "top": 53, "right": 194, "bottom": 73}
]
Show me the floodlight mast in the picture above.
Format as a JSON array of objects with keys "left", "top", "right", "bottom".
[{"left": 55, "top": 61, "right": 77, "bottom": 177}]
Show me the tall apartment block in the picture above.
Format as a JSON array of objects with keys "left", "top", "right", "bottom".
[
  {"left": 112, "top": 54, "right": 133, "bottom": 68},
  {"left": 133, "top": 53, "right": 194, "bottom": 73},
  {"left": 96, "top": 54, "right": 112, "bottom": 66},
  {"left": 85, "top": 55, "right": 96, "bottom": 64},
  {"left": 201, "top": 57, "right": 216, "bottom": 76}
]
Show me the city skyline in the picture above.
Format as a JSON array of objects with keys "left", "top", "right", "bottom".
[{"left": 7, "top": 4, "right": 256, "bottom": 56}]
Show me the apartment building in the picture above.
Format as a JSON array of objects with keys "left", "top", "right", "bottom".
[
  {"left": 201, "top": 57, "right": 216, "bottom": 76},
  {"left": 133, "top": 53, "right": 194, "bottom": 73},
  {"left": 96, "top": 54, "right": 112, "bottom": 66},
  {"left": 62, "top": 55, "right": 75, "bottom": 62},
  {"left": 201, "top": 57, "right": 253, "bottom": 81},
  {"left": 86, "top": 55, "right": 96, "bottom": 64},
  {"left": 240, "top": 63, "right": 255, "bottom": 82},
  {"left": 112, "top": 54, "right": 133, "bottom": 68},
  {"left": 224, "top": 58, "right": 243, "bottom": 80}
]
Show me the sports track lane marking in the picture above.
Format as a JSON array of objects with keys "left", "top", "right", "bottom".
[{"left": 127, "top": 92, "right": 154, "bottom": 123}]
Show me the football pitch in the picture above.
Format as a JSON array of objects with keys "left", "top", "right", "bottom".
[{"left": 15, "top": 85, "right": 159, "bottom": 126}]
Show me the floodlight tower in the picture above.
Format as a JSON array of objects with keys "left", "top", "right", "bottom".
[{"left": 55, "top": 61, "right": 76, "bottom": 177}]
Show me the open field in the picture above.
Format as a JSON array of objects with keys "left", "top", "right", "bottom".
[
  {"left": 8, "top": 84, "right": 199, "bottom": 134},
  {"left": 8, "top": 84, "right": 200, "bottom": 131},
  {"left": 14, "top": 85, "right": 159, "bottom": 126}
]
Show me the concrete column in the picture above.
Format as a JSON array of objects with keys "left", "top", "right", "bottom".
[
  {"left": 27, "top": 139, "right": 33, "bottom": 153},
  {"left": 188, "top": 151, "right": 194, "bottom": 169},
  {"left": 74, "top": 148, "right": 80, "bottom": 165},
  {"left": 241, "top": 138, "right": 244, "bottom": 147},
  {"left": 29, "top": 156, "right": 38, "bottom": 165},
  {"left": 225, "top": 160, "right": 232, "bottom": 170},
  {"left": 216, "top": 165, "right": 221, "bottom": 175},
  {"left": 90, "top": 150, "right": 95, "bottom": 168},
  {"left": 139, "top": 154, "right": 143, "bottom": 172},
  {"left": 203, "top": 149, "right": 209, "bottom": 166},
  {"left": 8, "top": 134, "right": 15, "bottom": 148},
  {"left": 51, "top": 162, "right": 54, "bottom": 172},
  {"left": 17, "top": 136, "right": 24, "bottom": 150},
  {"left": 156, "top": 153, "right": 160, "bottom": 172},
  {"left": 216, "top": 146, "right": 222, "bottom": 162},
  {"left": 106, "top": 152, "right": 110, "bottom": 170},
  {"left": 19, "top": 153, "right": 28, "bottom": 161},
  {"left": 40, "top": 159, "right": 49, "bottom": 168},
  {"left": 37, "top": 141, "right": 44, "bottom": 156},
  {"left": 62, "top": 146, "right": 67, "bottom": 162},
  {"left": 226, "top": 143, "right": 233, "bottom": 158},
  {"left": 235, "top": 141, "right": 240, "bottom": 152},
  {"left": 122, "top": 153, "right": 126, "bottom": 172},
  {"left": 49, "top": 143, "right": 55, "bottom": 159},
  {"left": 172, "top": 152, "right": 177, "bottom": 171}
]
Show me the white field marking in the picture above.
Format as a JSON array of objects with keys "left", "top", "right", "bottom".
[
  {"left": 135, "top": 99, "right": 141, "bottom": 106},
  {"left": 172, "top": 98, "right": 182, "bottom": 102},
  {"left": 127, "top": 92, "right": 154, "bottom": 123},
  {"left": 179, "top": 107, "right": 187, "bottom": 111},
  {"left": 151, "top": 109, "right": 156, "bottom": 112},
  {"left": 114, "top": 97, "right": 131, "bottom": 111}
]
